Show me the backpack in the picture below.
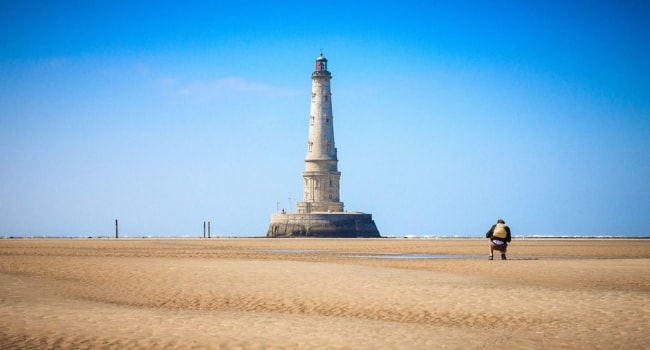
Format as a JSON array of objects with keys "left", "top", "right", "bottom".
[{"left": 492, "top": 223, "right": 508, "bottom": 239}]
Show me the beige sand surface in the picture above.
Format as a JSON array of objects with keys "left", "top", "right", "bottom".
[{"left": 1, "top": 238, "right": 649, "bottom": 349}]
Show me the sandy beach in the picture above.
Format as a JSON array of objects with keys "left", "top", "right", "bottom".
[{"left": 1, "top": 238, "right": 648, "bottom": 349}]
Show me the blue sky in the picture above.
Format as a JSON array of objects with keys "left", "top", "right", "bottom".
[{"left": 1, "top": 1, "right": 649, "bottom": 237}]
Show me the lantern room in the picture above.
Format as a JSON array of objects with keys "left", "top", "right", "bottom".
[{"left": 315, "top": 53, "right": 328, "bottom": 72}]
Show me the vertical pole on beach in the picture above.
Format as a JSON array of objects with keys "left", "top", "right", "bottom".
[
  {"left": 203, "top": 221, "right": 206, "bottom": 238},
  {"left": 208, "top": 221, "right": 211, "bottom": 238},
  {"left": 115, "top": 219, "right": 118, "bottom": 239}
]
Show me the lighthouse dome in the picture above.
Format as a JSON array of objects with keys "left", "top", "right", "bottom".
[{"left": 316, "top": 53, "right": 328, "bottom": 61}]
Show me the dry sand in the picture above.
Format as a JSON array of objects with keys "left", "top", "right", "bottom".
[{"left": 1, "top": 238, "right": 648, "bottom": 349}]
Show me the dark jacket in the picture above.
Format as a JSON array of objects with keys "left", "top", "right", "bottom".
[{"left": 486, "top": 224, "right": 512, "bottom": 243}]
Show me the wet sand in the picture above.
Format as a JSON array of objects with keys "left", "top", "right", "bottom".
[{"left": 1, "top": 238, "right": 649, "bottom": 349}]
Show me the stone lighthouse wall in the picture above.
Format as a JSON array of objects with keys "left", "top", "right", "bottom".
[
  {"left": 267, "top": 212, "right": 380, "bottom": 238},
  {"left": 299, "top": 53, "right": 344, "bottom": 214}
]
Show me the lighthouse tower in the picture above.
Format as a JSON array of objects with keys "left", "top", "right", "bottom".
[
  {"left": 266, "top": 53, "right": 380, "bottom": 238},
  {"left": 296, "top": 53, "right": 344, "bottom": 214}
]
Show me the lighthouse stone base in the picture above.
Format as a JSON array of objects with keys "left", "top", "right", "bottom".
[{"left": 267, "top": 212, "right": 381, "bottom": 238}]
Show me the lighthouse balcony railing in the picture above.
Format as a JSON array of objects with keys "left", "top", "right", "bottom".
[{"left": 311, "top": 71, "right": 332, "bottom": 78}]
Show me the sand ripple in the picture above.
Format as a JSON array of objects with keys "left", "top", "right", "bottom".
[{"left": 1, "top": 239, "right": 649, "bottom": 349}]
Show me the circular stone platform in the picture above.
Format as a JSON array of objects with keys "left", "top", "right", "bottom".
[{"left": 267, "top": 212, "right": 381, "bottom": 238}]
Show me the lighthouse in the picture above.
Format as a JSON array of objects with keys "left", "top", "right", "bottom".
[
  {"left": 296, "top": 53, "right": 344, "bottom": 214},
  {"left": 266, "top": 53, "right": 380, "bottom": 238}
]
